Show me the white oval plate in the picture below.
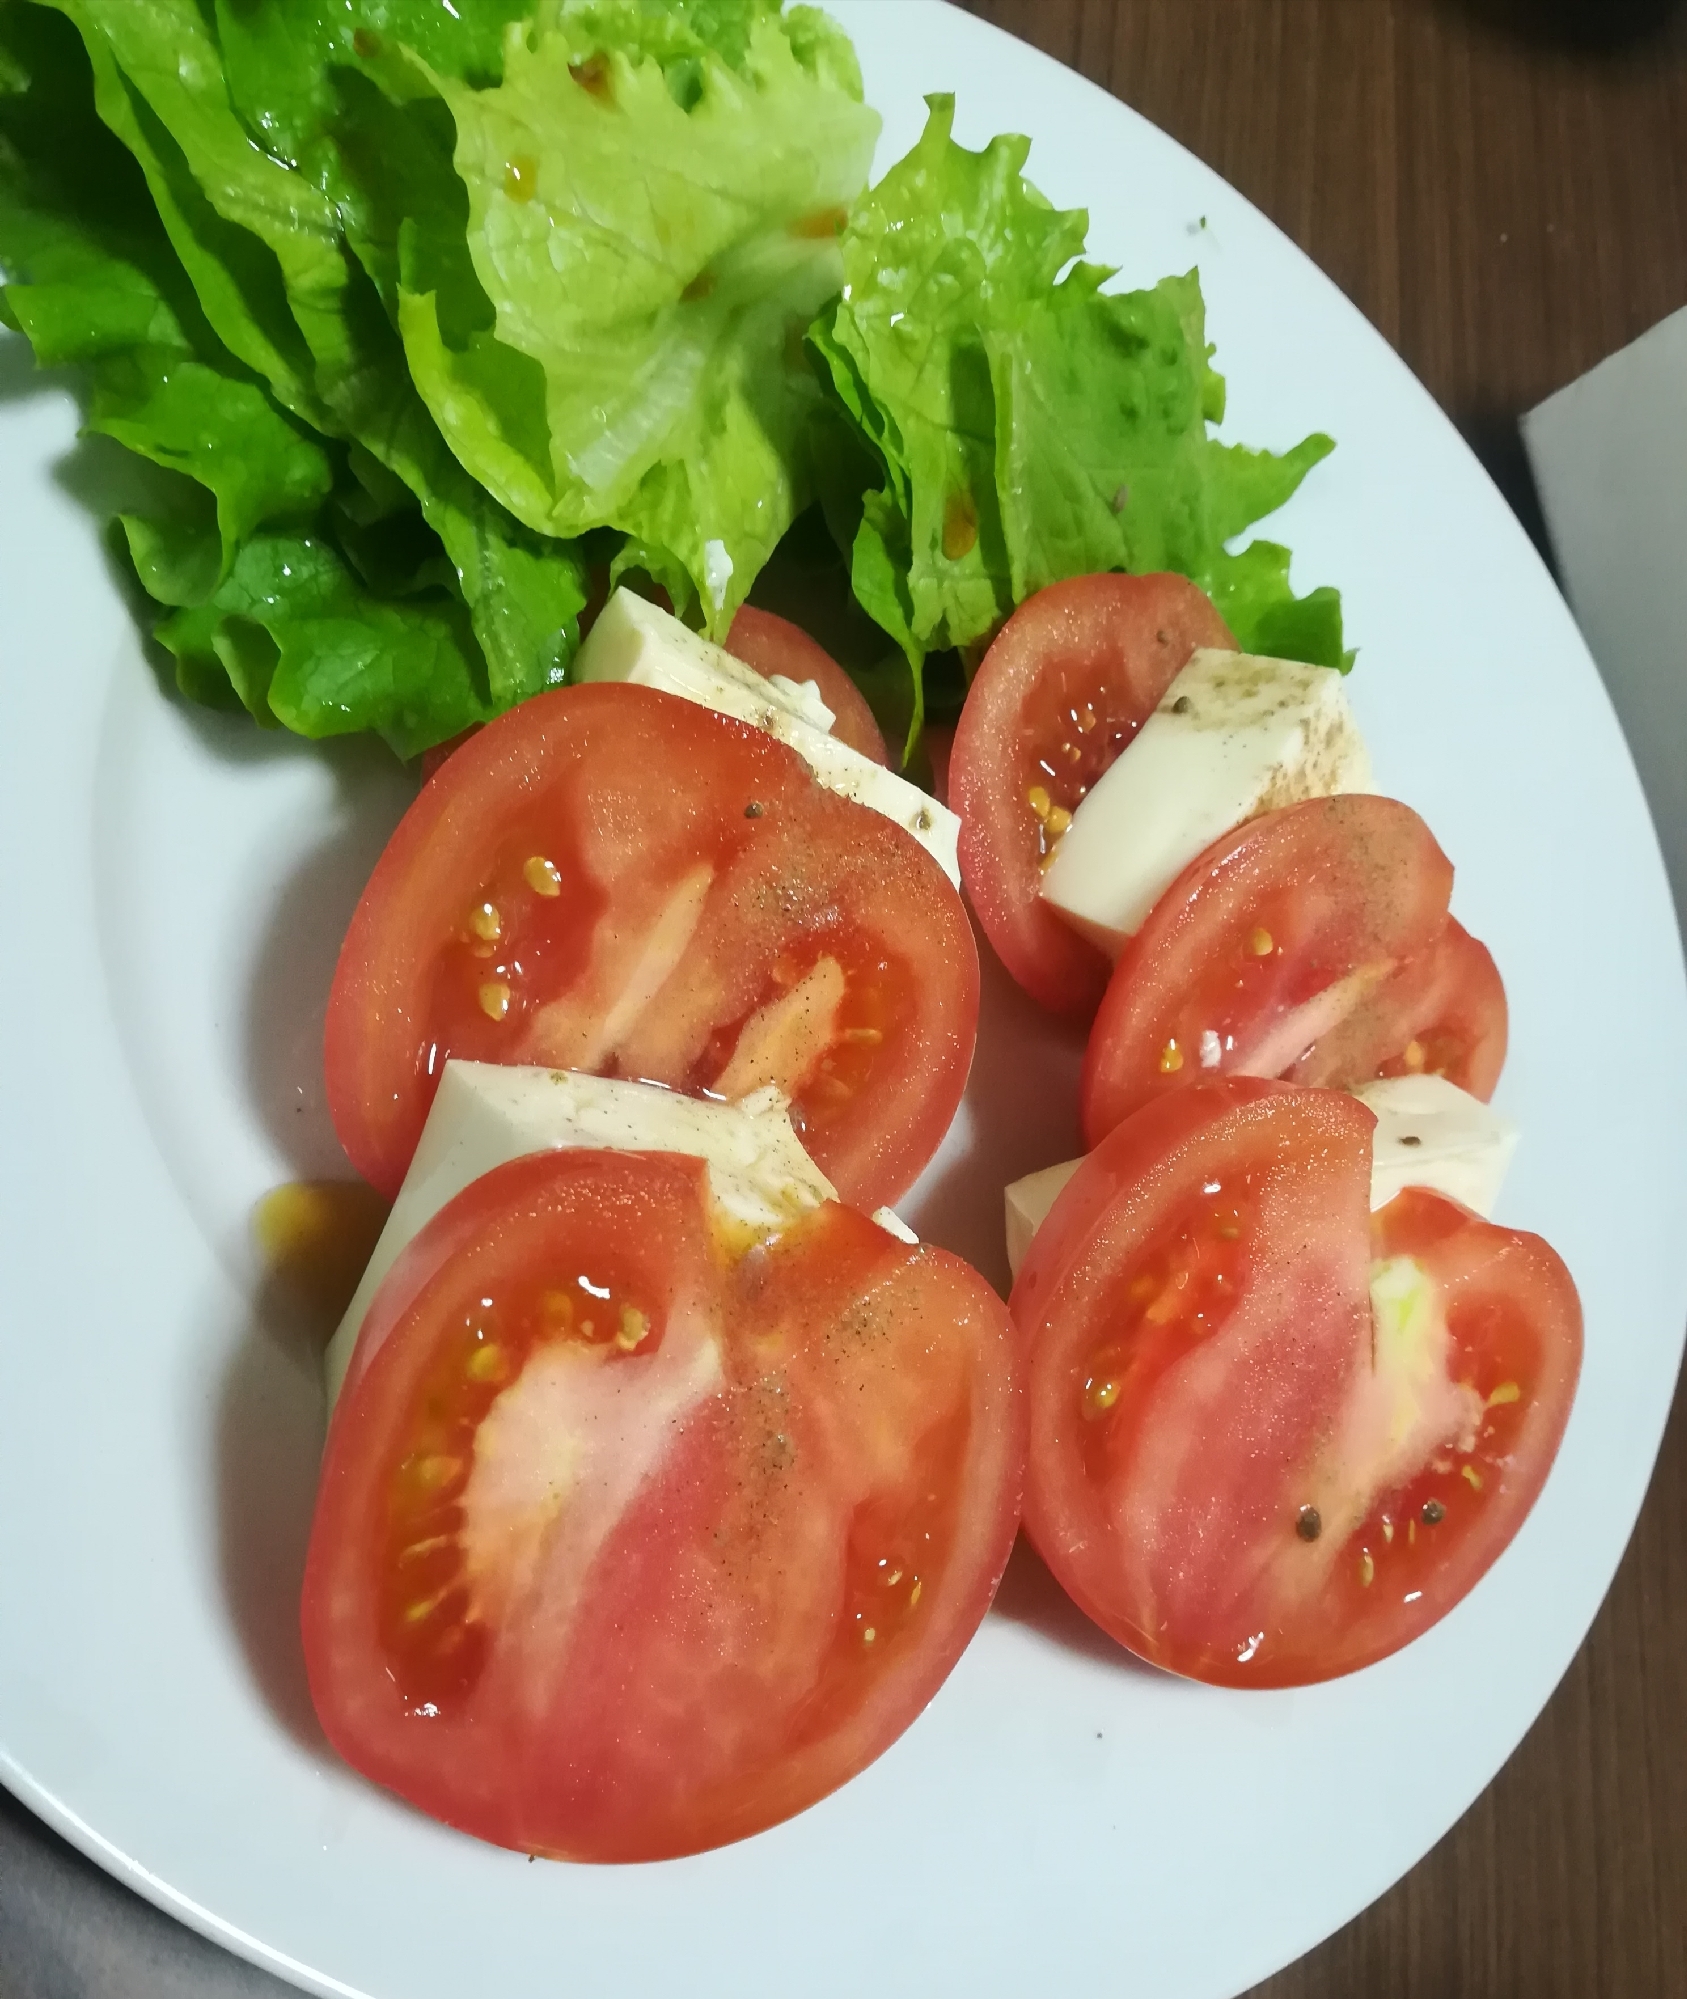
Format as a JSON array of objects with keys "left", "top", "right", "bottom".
[{"left": 3, "top": 6, "right": 1684, "bottom": 1996}]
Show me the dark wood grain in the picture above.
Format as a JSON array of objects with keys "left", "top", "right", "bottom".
[{"left": 951, "top": 4, "right": 1687, "bottom": 1993}]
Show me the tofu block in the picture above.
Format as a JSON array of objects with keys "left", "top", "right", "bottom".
[
  {"left": 1003, "top": 1159, "right": 1083, "bottom": 1280},
  {"left": 1353, "top": 1074, "right": 1518, "bottom": 1218},
  {"left": 1003, "top": 1076, "right": 1515, "bottom": 1280},
  {"left": 327, "top": 1064, "right": 832, "bottom": 1408},
  {"left": 1039, "top": 647, "right": 1372, "bottom": 956},
  {"left": 574, "top": 590, "right": 960, "bottom": 885}
]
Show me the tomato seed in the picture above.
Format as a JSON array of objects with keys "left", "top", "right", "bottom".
[
  {"left": 412, "top": 1453, "right": 463, "bottom": 1493},
  {"left": 1082, "top": 1374, "right": 1122, "bottom": 1419},
  {"left": 523, "top": 855, "right": 562, "bottom": 897},
  {"left": 465, "top": 1342, "right": 505, "bottom": 1383}
]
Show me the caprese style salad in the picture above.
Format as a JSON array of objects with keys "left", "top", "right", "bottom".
[
  {"left": 0, "top": 0, "right": 1580, "bottom": 1876},
  {"left": 302, "top": 577, "right": 1580, "bottom": 1862}
]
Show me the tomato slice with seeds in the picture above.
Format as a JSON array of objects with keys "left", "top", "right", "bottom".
[
  {"left": 1294, "top": 917, "right": 1508, "bottom": 1101},
  {"left": 302, "top": 1147, "right": 1023, "bottom": 1861},
  {"left": 325, "top": 684, "right": 977, "bottom": 1211},
  {"left": 725, "top": 605, "right": 889, "bottom": 765},
  {"left": 1080, "top": 794, "right": 1508, "bottom": 1147},
  {"left": 950, "top": 574, "right": 1236, "bottom": 1017},
  {"left": 1014, "top": 1077, "right": 1581, "bottom": 1687}
]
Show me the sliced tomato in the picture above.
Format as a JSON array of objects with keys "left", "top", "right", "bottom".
[
  {"left": 325, "top": 684, "right": 977, "bottom": 1212},
  {"left": 950, "top": 574, "right": 1236, "bottom": 1018},
  {"left": 1080, "top": 795, "right": 1507, "bottom": 1147},
  {"left": 1295, "top": 918, "right": 1508, "bottom": 1101},
  {"left": 303, "top": 1147, "right": 1023, "bottom": 1861},
  {"left": 1014, "top": 1077, "right": 1581, "bottom": 1688},
  {"left": 726, "top": 605, "right": 889, "bottom": 765},
  {"left": 923, "top": 721, "right": 955, "bottom": 809},
  {"left": 418, "top": 727, "right": 479, "bottom": 784}
]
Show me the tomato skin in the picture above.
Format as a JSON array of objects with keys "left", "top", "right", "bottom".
[
  {"left": 725, "top": 605, "right": 889, "bottom": 765},
  {"left": 325, "top": 683, "right": 977, "bottom": 1212},
  {"left": 1331, "top": 1184, "right": 1584, "bottom": 1667},
  {"left": 923, "top": 721, "right": 955, "bottom": 809},
  {"left": 1015, "top": 1078, "right": 1581, "bottom": 1688},
  {"left": 1080, "top": 795, "right": 1506, "bottom": 1147},
  {"left": 417, "top": 727, "right": 479, "bottom": 784},
  {"left": 303, "top": 1148, "right": 1024, "bottom": 1862},
  {"left": 951, "top": 574, "right": 1236, "bottom": 1018}
]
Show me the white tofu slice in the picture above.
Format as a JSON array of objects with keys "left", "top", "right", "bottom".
[
  {"left": 1002, "top": 1077, "right": 1517, "bottom": 1280},
  {"left": 573, "top": 589, "right": 961, "bottom": 886},
  {"left": 1003, "top": 1159, "right": 1083, "bottom": 1281},
  {"left": 1039, "top": 647, "right": 1373, "bottom": 956},
  {"left": 1353, "top": 1074, "right": 1518, "bottom": 1218},
  {"left": 576, "top": 584, "right": 838, "bottom": 733},
  {"left": 326, "top": 1062, "right": 911, "bottom": 1409}
]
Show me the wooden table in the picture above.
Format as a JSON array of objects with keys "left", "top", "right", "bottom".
[{"left": 950, "top": 2, "right": 1687, "bottom": 1992}]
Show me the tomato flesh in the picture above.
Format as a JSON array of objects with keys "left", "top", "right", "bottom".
[
  {"left": 304, "top": 1148, "right": 1024, "bottom": 1860},
  {"left": 1081, "top": 795, "right": 1507, "bottom": 1147},
  {"left": 326, "top": 684, "right": 977, "bottom": 1212},
  {"left": 1297, "top": 918, "right": 1508, "bottom": 1101},
  {"left": 951, "top": 574, "right": 1236, "bottom": 1017},
  {"left": 726, "top": 604, "right": 889, "bottom": 765},
  {"left": 1015, "top": 1078, "right": 1581, "bottom": 1687}
]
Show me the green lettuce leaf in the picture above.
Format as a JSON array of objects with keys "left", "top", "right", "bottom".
[
  {"left": 1, "top": 0, "right": 579, "bottom": 742},
  {"left": 1206, "top": 538, "right": 1347, "bottom": 668},
  {"left": 153, "top": 524, "right": 496, "bottom": 757},
  {"left": 0, "top": 2, "right": 333, "bottom": 583},
  {"left": 34, "top": 0, "right": 343, "bottom": 427},
  {"left": 211, "top": 0, "right": 528, "bottom": 173},
  {"left": 809, "top": 95, "right": 1347, "bottom": 741},
  {"left": 394, "top": 0, "right": 879, "bottom": 630},
  {"left": 29, "top": 0, "right": 587, "bottom": 707}
]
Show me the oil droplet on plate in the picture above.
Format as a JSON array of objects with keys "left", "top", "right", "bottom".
[{"left": 253, "top": 1180, "right": 390, "bottom": 1329}]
